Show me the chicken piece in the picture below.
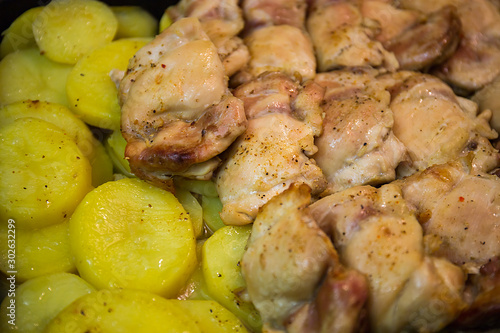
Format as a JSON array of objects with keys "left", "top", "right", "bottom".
[
  {"left": 385, "top": 72, "right": 499, "bottom": 177},
  {"left": 472, "top": 74, "right": 500, "bottom": 133},
  {"left": 395, "top": 160, "right": 500, "bottom": 269},
  {"left": 452, "top": 256, "right": 500, "bottom": 330},
  {"left": 400, "top": 0, "right": 500, "bottom": 91},
  {"left": 120, "top": 18, "right": 246, "bottom": 190},
  {"left": 285, "top": 266, "right": 369, "bottom": 333},
  {"left": 241, "top": 184, "right": 369, "bottom": 332},
  {"left": 167, "top": 0, "right": 249, "bottom": 76},
  {"left": 232, "top": 24, "right": 317, "bottom": 85},
  {"left": 363, "top": 2, "right": 461, "bottom": 70},
  {"left": 313, "top": 69, "right": 407, "bottom": 195},
  {"left": 241, "top": 0, "right": 307, "bottom": 33},
  {"left": 307, "top": 0, "right": 398, "bottom": 72},
  {"left": 216, "top": 73, "right": 325, "bottom": 225},
  {"left": 310, "top": 184, "right": 466, "bottom": 333}
]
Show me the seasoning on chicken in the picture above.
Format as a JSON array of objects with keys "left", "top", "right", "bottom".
[
  {"left": 215, "top": 72, "right": 325, "bottom": 225},
  {"left": 241, "top": 184, "right": 369, "bottom": 332},
  {"left": 306, "top": 0, "right": 398, "bottom": 72},
  {"left": 383, "top": 72, "right": 499, "bottom": 177},
  {"left": 313, "top": 69, "right": 407, "bottom": 195},
  {"left": 395, "top": 160, "right": 500, "bottom": 269},
  {"left": 120, "top": 18, "right": 246, "bottom": 191},
  {"left": 310, "top": 184, "right": 466, "bottom": 333},
  {"left": 362, "top": 2, "right": 461, "bottom": 70},
  {"left": 166, "top": 0, "right": 249, "bottom": 76}
]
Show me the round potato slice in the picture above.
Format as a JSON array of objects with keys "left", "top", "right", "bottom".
[
  {"left": 0, "top": 118, "right": 92, "bottom": 230},
  {"left": 70, "top": 178, "right": 197, "bottom": 297},
  {"left": 112, "top": 6, "right": 158, "bottom": 39},
  {"left": 0, "top": 221, "right": 75, "bottom": 282},
  {"left": 0, "top": 100, "right": 113, "bottom": 187},
  {"left": 169, "top": 299, "right": 249, "bottom": 333},
  {"left": 202, "top": 225, "right": 262, "bottom": 331},
  {"left": 66, "top": 38, "right": 149, "bottom": 130},
  {"left": 0, "top": 6, "right": 43, "bottom": 59},
  {"left": 0, "top": 272, "right": 95, "bottom": 333},
  {"left": 0, "top": 48, "right": 72, "bottom": 107},
  {"left": 32, "top": 0, "right": 118, "bottom": 64},
  {"left": 44, "top": 288, "right": 201, "bottom": 333}
]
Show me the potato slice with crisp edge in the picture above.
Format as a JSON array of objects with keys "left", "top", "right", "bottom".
[
  {"left": 105, "top": 129, "right": 134, "bottom": 177},
  {"left": 112, "top": 6, "right": 158, "bottom": 39},
  {"left": 66, "top": 38, "right": 150, "bottom": 130},
  {"left": 69, "top": 178, "right": 197, "bottom": 298},
  {"left": 0, "top": 100, "right": 113, "bottom": 187},
  {"left": 202, "top": 225, "right": 262, "bottom": 331},
  {"left": 33, "top": 0, "right": 118, "bottom": 64},
  {"left": 0, "top": 220, "right": 75, "bottom": 282},
  {"left": 44, "top": 288, "right": 201, "bottom": 333},
  {"left": 169, "top": 299, "right": 249, "bottom": 333},
  {"left": 0, "top": 272, "right": 95, "bottom": 333},
  {"left": 0, "top": 118, "right": 92, "bottom": 230},
  {"left": 0, "top": 6, "right": 43, "bottom": 59},
  {"left": 0, "top": 48, "right": 72, "bottom": 107}
]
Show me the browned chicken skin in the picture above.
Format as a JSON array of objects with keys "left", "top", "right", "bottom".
[
  {"left": 241, "top": 184, "right": 369, "bottom": 332},
  {"left": 120, "top": 18, "right": 247, "bottom": 190},
  {"left": 313, "top": 69, "right": 407, "bottom": 194},
  {"left": 167, "top": 0, "right": 250, "bottom": 76},
  {"left": 215, "top": 72, "right": 325, "bottom": 225},
  {"left": 381, "top": 71, "right": 499, "bottom": 177},
  {"left": 310, "top": 184, "right": 466, "bottom": 333}
]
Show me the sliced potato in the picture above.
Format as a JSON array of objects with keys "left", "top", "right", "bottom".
[
  {"left": 175, "top": 187, "right": 204, "bottom": 238},
  {"left": 33, "top": 0, "right": 118, "bottom": 64},
  {"left": 70, "top": 178, "right": 197, "bottom": 297},
  {"left": 169, "top": 299, "right": 249, "bottom": 333},
  {"left": 0, "top": 221, "right": 75, "bottom": 282},
  {"left": 0, "top": 272, "right": 95, "bottom": 333},
  {"left": 0, "top": 6, "right": 43, "bottom": 59},
  {"left": 105, "top": 129, "right": 134, "bottom": 177},
  {"left": 202, "top": 225, "right": 262, "bottom": 331},
  {"left": 0, "top": 48, "right": 72, "bottom": 106},
  {"left": 178, "top": 261, "right": 212, "bottom": 301},
  {"left": 112, "top": 6, "right": 158, "bottom": 39},
  {"left": 44, "top": 288, "right": 201, "bottom": 333},
  {"left": 203, "top": 195, "right": 226, "bottom": 232},
  {"left": 0, "top": 118, "right": 92, "bottom": 230},
  {"left": 66, "top": 38, "right": 149, "bottom": 130},
  {"left": 0, "top": 100, "right": 113, "bottom": 187}
]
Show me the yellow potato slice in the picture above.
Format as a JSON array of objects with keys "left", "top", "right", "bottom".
[
  {"left": 0, "top": 100, "right": 113, "bottom": 187},
  {"left": 0, "top": 221, "right": 75, "bottom": 282},
  {"left": 0, "top": 118, "right": 92, "bottom": 230},
  {"left": 112, "top": 6, "right": 158, "bottom": 38},
  {"left": 105, "top": 129, "right": 134, "bottom": 177},
  {"left": 44, "top": 288, "right": 201, "bottom": 333},
  {"left": 202, "top": 225, "right": 262, "bottom": 331},
  {"left": 175, "top": 187, "right": 204, "bottom": 238},
  {"left": 169, "top": 299, "right": 249, "bottom": 333},
  {"left": 32, "top": 0, "right": 118, "bottom": 64},
  {"left": 0, "top": 272, "right": 95, "bottom": 333},
  {"left": 66, "top": 38, "right": 150, "bottom": 130},
  {"left": 70, "top": 178, "right": 197, "bottom": 297},
  {"left": 0, "top": 48, "right": 72, "bottom": 106},
  {"left": 0, "top": 6, "right": 43, "bottom": 59}
]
